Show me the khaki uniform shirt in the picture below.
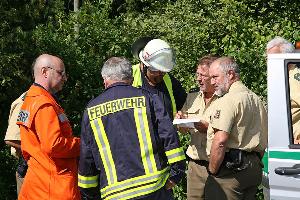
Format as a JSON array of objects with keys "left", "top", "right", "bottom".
[
  {"left": 289, "top": 65, "right": 300, "bottom": 140},
  {"left": 206, "top": 81, "right": 267, "bottom": 156},
  {"left": 4, "top": 92, "right": 26, "bottom": 157},
  {"left": 181, "top": 89, "right": 218, "bottom": 161}
]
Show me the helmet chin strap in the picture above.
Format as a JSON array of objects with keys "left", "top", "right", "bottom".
[{"left": 142, "top": 63, "right": 150, "bottom": 80}]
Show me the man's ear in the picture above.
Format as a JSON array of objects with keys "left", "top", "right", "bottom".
[
  {"left": 227, "top": 69, "right": 235, "bottom": 80},
  {"left": 41, "top": 67, "right": 48, "bottom": 78},
  {"left": 103, "top": 78, "right": 108, "bottom": 89}
]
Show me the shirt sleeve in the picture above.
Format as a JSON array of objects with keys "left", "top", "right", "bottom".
[
  {"left": 78, "top": 110, "right": 100, "bottom": 199},
  {"left": 4, "top": 100, "right": 22, "bottom": 141},
  {"left": 210, "top": 96, "right": 236, "bottom": 133},
  {"left": 151, "top": 94, "right": 186, "bottom": 184},
  {"left": 34, "top": 104, "right": 80, "bottom": 158}
]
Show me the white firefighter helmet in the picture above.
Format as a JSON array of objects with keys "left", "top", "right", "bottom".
[{"left": 139, "top": 39, "right": 175, "bottom": 72}]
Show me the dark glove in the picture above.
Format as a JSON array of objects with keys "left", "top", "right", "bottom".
[{"left": 17, "top": 155, "right": 28, "bottom": 178}]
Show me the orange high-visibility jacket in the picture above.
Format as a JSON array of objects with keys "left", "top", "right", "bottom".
[{"left": 17, "top": 84, "right": 80, "bottom": 200}]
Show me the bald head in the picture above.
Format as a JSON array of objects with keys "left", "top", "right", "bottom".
[
  {"left": 33, "top": 54, "right": 67, "bottom": 94},
  {"left": 33, "top": 54, "right": 63, "bottom": 78}
]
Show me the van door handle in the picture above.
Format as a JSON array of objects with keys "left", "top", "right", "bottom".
[{"left": 275, "top": 167, "right": 300, "bottom": 175}]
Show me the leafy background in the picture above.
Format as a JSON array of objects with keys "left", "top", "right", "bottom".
[{"left": 0, "top": 0, "right": 299, "bottom": 199}]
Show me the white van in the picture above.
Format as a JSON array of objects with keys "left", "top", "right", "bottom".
[{"left": 263, "top": 53, "right": 300, "bottom": 200}]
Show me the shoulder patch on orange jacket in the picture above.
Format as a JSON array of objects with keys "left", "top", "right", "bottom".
[
  {"left": 17, "top": 109, "right": 30, "bottom": 125},
  {"left": 17, "top": 95, "right": 53, "bottom": 128}
]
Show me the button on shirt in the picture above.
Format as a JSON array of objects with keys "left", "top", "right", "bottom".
[{"left": 4, "top": 92, "right": 26, "bottom": 157}]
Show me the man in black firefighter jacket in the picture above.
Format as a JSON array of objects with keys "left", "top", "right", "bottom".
[
  {"left": 131, "top": 37, "right": 187, "bottom": 119},
  {"left": 78, "top": 57, "right": 186, "bottom": 200}
]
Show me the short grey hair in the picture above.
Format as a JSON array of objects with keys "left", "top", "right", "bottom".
[
  {"left": 217, "top": 57, "right": 240, "bottom": 78},
  {"left": 101, "top": 57, "right": 132, "bottom": 81},
  {"left": 266, "top": 36, "right": 295, "bottom": 53}
]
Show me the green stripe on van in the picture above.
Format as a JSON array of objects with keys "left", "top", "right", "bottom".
[
  {"left": 269, "top": 151, "right": 300, "bottom": 160},
  {"left": 262, "top": 150, "right": 268, "bottom": 173}
]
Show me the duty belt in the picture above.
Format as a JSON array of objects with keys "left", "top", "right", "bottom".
[{"left": 188, "top": 157, "right": 209, "bottom": 167}]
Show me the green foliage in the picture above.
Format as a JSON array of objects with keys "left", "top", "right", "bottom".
[
  {"left": 173, "top": 177, "right": 187, "bottom": 200},
  {"left": 1, "top": 0, "right": 300, "bottom": 199},
  {"left": 0, "top": 148, "right": 18, "bottom": 200},
  {"left": 256, "top": 186, "right": 264, "bottom": 200},
  {"left": 0, "top": 1, "right": 61, "bottom": 199}
]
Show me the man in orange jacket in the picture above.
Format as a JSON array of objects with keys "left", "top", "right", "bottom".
[{"left": 17, "top": 54, "right": 81, "bottom": 200}]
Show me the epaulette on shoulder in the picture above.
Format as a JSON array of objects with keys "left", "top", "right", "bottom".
[
  {"left": 189, "top": 87, "right": 200, "bottom": 93},
  {"left": 21, "top": 92, "right": 27, "bottom": 101}
]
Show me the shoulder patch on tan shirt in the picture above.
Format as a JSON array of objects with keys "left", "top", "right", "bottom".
[{"left": 294, "top": 73, "right": 300, "bottom": 81}]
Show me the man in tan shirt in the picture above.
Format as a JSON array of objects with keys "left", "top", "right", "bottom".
[
  {"left": 205, "top": 57, "right": 267, "bottom": 200},
  {"left": 4, "top": 92, "right": 27, "bottom": 195},
  {"left": 176, "top": 55, "right": 218, "bottom": 200},
  {"left": 266, "top": 36, "right": 300, "bottom": 144}
]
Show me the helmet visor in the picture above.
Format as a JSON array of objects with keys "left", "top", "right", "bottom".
[{"left": 142, "top": 48, "right": 176, "bottom": 72}]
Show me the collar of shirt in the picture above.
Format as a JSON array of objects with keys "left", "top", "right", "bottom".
[
  {"left": 140, "top": 72, "right": 166, "bottom": 93},
  {"left": 199, "top": 90, "right": 218, "bottom": 101},
  {"left": 228, "top": 81, "right": 247, "bottom": 93},
  {"left": 33, "top": 82, "right": 60, "bottom": 103},
  {"left": 105, "top": 82, "right": 131, "bottom": 91}
]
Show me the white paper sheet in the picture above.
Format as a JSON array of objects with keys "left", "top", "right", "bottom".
[{"left": 172, "top": 118, "right": 200, "bottom": 128}]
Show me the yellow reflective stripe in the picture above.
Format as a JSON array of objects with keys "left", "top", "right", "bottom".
[
  {"left": 163, "top": 74, "right": 177, "bottom": 116},
  {"left": 134, "top": 108, "right": 150, "bottom": 174},
  {"left": 106, "top": 173, "right": 168, "bottom": 200},
  {"left": 78, "top": 182, "right": 98, "bottom": 188},
  {"left": 141, "top": 106, "right": 157, "bottom": 172},
  {"left": 168, "top": 154, "right": 186, "bottom": 164},
  {"left": 165, "top": 147, "right": 186, "bottom": 164},
  {"left": 165, "top": 147, "right": 183, "bottom": 156},
  {"left": 134, "top": 106, "right": 157, "bottom": 174},
  {"left": 90, "top": 120, "right": 110, "bottom": 183},
  {"left": 103, "top": 169, "right": 169, "bottom": 200},
  {"left": 101, "top": 167, "right": 169, "bottom": 198},
  {"left": 132, "top": 64, "right": 142, "bottom": 87},
  {"left": 90, "top": 119, "right": 117, "bottom": 185},
  {"left": 97, "top": 119, "right": 118, "bottom": 184},
  {"left": 78, "top": 174, "right": 99, "bottom": 188}
]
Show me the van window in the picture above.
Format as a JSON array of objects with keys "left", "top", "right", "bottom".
[{"left": 285, "top": 59, "right": 300, "bottom": 148}]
